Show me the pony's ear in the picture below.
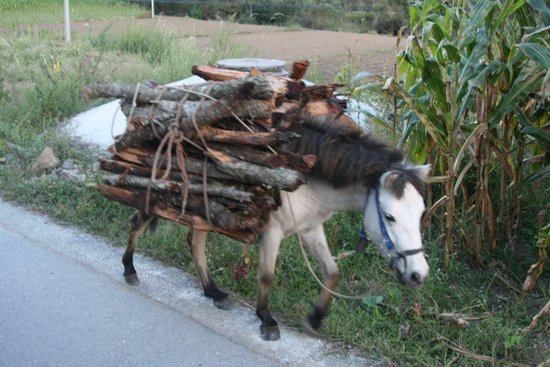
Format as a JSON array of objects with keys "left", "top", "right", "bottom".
[
  {"left": 411, "top": 164, "right": 431, "bottom": 181},
  {"left": 383, "top": 171, "right": 401, "bottom": 190}
]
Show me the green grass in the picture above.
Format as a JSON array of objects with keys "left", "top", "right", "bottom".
[
  {"left": 0, "top": 3, "right": 549, "bottom": 366},
  {"left": 0, "top": 0, "right": 147, "bottom": 27}
]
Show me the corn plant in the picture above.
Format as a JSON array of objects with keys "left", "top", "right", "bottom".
[{"left": 355, "top": 0, "right": 549, "bottom": 268}]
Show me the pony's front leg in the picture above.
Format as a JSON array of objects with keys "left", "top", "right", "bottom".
[
  {"left": 187, "top": 229, "right": 233, "bottom": 310},
  {"left": 123, "top": 211, "right": 157, "bottom": 285},
  {"left": 256, "top": 227, "right": 283, "bottom": 341},
  {"left": 300, "top": 225, "right": 339, "bottom": 332}
]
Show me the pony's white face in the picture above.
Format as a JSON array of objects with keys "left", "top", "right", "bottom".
[{"left": 363, "top": 165, "right": 430, "bottom": 287}]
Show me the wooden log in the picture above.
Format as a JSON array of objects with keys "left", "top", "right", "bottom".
[
  {"left": 276, "top": 149, "right": 317, "bottom": 172},
  {"left": 206, "top": 149, "right": 306, "bottom": 191},
  {"left": 206, "top": 143, "right": 289, "bottom": 168},
  {"left": 192, "top": 64, "right": 304, "bottom": 100},
  {"left": 115, "top": 98, "right": 275, "bottom": 151},
  {"left": 120, "top": 98, "right": 274, "bottom": 129},
  {"left": 100, "top": 158, "right": 232, "bottom": 185},
  {"left": 109, "top": 147, "right": 235, "bottom": 181},
  {"left": 290, "top": 60, "right": 310, "bottom": 80},
  {"left": 102, "top": 174, "right": 255, "bottom": 202},
  {"left": 197, "top": 126, "right": 300, "bottom": 146},
  {"left": 98, "top": 185, "right": 258, "bottom": 243},
  {"left": 83, "top": 77, "right": 279, "bottom": 102}
]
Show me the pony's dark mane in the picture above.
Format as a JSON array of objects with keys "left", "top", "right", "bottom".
[{"left": 286, "top": 116, "right": 425, "bottom": 195}]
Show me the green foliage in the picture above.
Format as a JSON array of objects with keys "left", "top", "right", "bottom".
[
  {"left": 0, "top": 0, "right": 146, "bottom": 27},
  {"left": 146, "top": 0, "right": 408, "bottom": 34},
  {"left": 355, "top": 0, "right": 549, "bottom": 268}
]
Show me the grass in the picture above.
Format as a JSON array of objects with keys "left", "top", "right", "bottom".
[
  {"left": 0, "top": 0, "right": 147, "bottom": 28},
  {"left": 0, "top": 3, "right": 549, "bottom": 366}
]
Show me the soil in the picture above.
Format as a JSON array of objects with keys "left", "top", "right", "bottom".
[{"left": 35, "top": 16, "right": 400, "bottom": 81}]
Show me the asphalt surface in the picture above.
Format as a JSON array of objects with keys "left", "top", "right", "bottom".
[
  {"left": 0, "top": 200, "right": 374, "bottom": 367},
  {"left": 0, "top": 213, "right": 275, "bottom": 366}
]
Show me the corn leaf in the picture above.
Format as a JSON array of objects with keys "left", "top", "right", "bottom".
[
  {"left": 492, "top": 0, "right": 526, "bottom": 31},
  {"left": 489, "top": 69, "right": 545, "bottom": 126},
  {"left": 524, "top": 164, "right": 550, "bottom": 184},
  {"left": 456, "top": 60, "right": 506, "bottom": 121},
  {"left": 526, "top": 0, "right": 550, "bottom": 26},
  {"left": 383, "top": 78, "right": 446, "bottom": 146},
  {"left": 517, "top": 43, "right": 550, "bottom": 69}
]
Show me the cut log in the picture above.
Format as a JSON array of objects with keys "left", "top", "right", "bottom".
[
  {"left": 98, "top": 185, "right": 258, "bottom": 242},
  {"left": 82, "top": 77, "right": 279, "bottom": 102},
  {"left": 102, "top": 174, "right": 255, "bottom": 202},
  {"left": 191, "top": 64, "right": 304, "bottom": 100},
  {"left": 206, "top": 149, "right": 306, "bottom": 191},
  {"left": 290, "top": 60, "right": 310, "bottom": 80},
  {"left": 197, "top": 126, "right": 300, "bottom": 146},
  {"left": 207, "top": 143, "right": 289, "bottom": 168},
  {"left": 115, "top": 98, "right": 275, "bottom": 151}
]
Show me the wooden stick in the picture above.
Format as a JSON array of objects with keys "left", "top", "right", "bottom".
[
  {"left": 191, "top": 64, "right": 304, "bottom": 100},
  {"left": 206, "top": 148, "right": 306, "bottom": 191},
  {"left": 197, "top": 126, "right": 300, "bottom": 146},
  {"left": 102, "top": 174, "right": 255, "bottom": 202},
  {"left": 98, "top": 185, "right": 258, "bottom": 242},
  {"left": 83, "top": 77, "right": 279, "bottom": 102}
]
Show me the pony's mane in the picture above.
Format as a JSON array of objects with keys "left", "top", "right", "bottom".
[{"left": 286, "top": 116, "right": 425, "bottom": 194}]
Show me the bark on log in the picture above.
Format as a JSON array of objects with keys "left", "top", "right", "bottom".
[
  {"left": 110, "top": 147, "right": 235, "bottom": 181},
  {"left": 121, "top": 98, "right": 274, "bottom": 129},
  {"left": 82, "top": 77, "right": 279, "bottom": 102},
  {"left": 98, "top": 185, "right": 258, "bottom": 242},
  {"left": 192, "top": 65, "right": 304, "bottom": 100},
  {"left": 276, "top": 149, "right": 317, "bottom": 172},
  {"left": 206, "top": 149, "right": 306, "bottom": 191},
  {"left": 102, "top": 174, "right": 255, "bottom": 202},
  {"left": 207, "top": 143, "right": 288, "bottom": 168},
  {"left": 115, "top": 98, "right": 275, "bottom": 151},
  {"left": 197, "top": 126, "right": 300, "bottom": 146},
  {"left": 290, "top": 60, "right": 310, "bottom": 80}
]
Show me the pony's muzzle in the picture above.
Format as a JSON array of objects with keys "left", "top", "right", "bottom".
[{"left": 391, "top": 258, "right": 428, "bottom": 287}]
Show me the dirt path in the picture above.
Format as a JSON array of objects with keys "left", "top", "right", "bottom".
[{"left": 38, "top": 16, "right": 399, "bottom": 81}]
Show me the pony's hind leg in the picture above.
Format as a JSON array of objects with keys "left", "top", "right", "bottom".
[
  {"left": 187, "top": 229, "right": 233, "bottom": 310},
  {"left": 123, "top": 211, "right": 156, "bottom": 285},
  {"left": 299, "top": 225, "right": 339, "bottom": 332},
  {"left": 256, "top": 227, "right": 284, "bottom": 341}
]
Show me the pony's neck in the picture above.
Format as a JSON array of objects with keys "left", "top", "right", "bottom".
[{"left": 307, "top": 179, "right": 366, "bottom": 212}]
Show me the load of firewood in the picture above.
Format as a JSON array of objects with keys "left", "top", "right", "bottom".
[{"left": 83, "top": 61, "right": 352, "bottom": 243}]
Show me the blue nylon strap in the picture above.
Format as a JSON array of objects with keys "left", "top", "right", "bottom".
[
  {"left": 358, "top": 187, "right": 396, "bottom": 253},
  {"left": 375, "top": 186, "right": 396, "bottom": 251}
]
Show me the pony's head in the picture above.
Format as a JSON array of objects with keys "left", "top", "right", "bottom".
[{"left": 363, "top": 164, "right": 430, "bottom": 287}]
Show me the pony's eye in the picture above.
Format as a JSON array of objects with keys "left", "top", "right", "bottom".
[{"left": 384, "top": 214, "right": 395, "bottom": 222}]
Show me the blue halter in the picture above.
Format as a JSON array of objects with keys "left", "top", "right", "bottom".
[{"left": 357, "top": 187, "right": 424, "bottom": 260}]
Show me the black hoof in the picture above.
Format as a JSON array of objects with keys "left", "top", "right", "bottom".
[
  {"left": 302, "top": 319, "right": 321, "bottom": 337},
  {"left": 260, "top": 325, "right": 280, "bottom": 341},
  {"left": 124, "top": 273, "right": 140, "bottom": 285},
  {"left": 213, "top": 297, "right": 234, "bottom": 310}
]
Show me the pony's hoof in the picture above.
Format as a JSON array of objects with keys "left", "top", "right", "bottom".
[
  {"left": 260, "top": 325, "right": 280, "bottom": 341},
  {"left": 302, "top": 319, "right": 321, "bottom": 337},
  {"left": 213, "top": 297, "right": 234, "bottom": 310},
  {"left": 124, "top": 273, "right": 140, "bottom": 285}
]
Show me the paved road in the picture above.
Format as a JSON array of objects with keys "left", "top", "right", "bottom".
[
  {"left": 0, "top": 219, "right": 275, "bottom": 366},
  {"left": 0, "top": 200, "right": 372, "bottom": 367}
]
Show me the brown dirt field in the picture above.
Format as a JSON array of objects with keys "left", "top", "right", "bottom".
[{"left": 35, "top": 16, "right": 399, "bottom": 81}]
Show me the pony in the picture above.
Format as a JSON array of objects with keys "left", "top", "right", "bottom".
[{"left": 121, "top": 116, "right": 430, "bottom": 341}]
